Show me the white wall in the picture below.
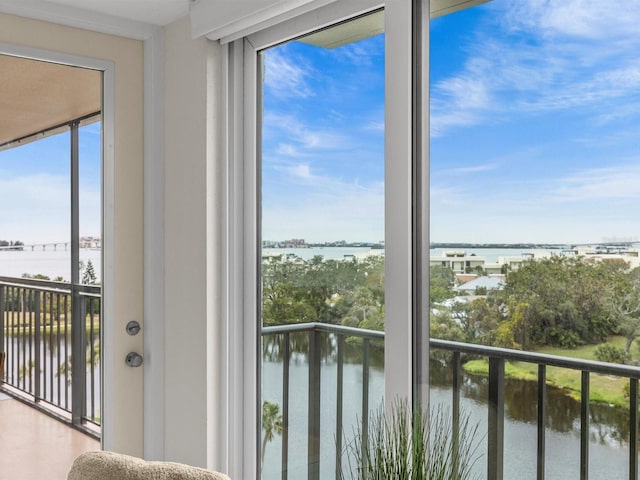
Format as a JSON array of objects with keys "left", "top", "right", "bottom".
[
  {"left": 1, "top": 10, "right": 230, "bottom": 471},
  {"left": 163, "top": 16, "right": 224, "bottom": 469}
]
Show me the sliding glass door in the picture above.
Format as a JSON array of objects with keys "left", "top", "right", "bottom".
[{"left": 258, "top": 11, "right": 385, "bottom": 480}]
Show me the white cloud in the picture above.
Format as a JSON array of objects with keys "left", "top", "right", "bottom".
[
  {"left": 328, "top": 38, "right": 384, "bottom": 67},
  {"left": 263, "top": 180, "right": 384, "bottom": 242},
  {"left": 431, "top": 75, "right": 491, "bottom": 136},
  {"left": 0, "top": 172, "right": 100, "bottom": 243},
  {"left": 263, "top": 113, "right": 351, "bottom": 154},
  {"left": 548, "top": 163, "right": 640, "bottom": 203},
  {"left": 438, "top": 163, "right": 497, "bottom": 176},
  {"left": 502, "top": 0, "right": 640, "bottom": 41},
  {"left": 264, "top": 49, "right": 314, "bottom": 98},
  {"left": 431, "top": 0, "right": 640, "bottom": 137},
  {"left": 430, "top": 160, "right": 640, "bottom": 244}
]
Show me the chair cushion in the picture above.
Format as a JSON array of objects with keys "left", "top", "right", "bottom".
[{"left": 67, "top": 451, "right": 231, "bottom": 480}]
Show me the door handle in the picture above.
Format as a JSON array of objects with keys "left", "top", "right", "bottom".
[{"left": 125, "top": 352, "right": 143, "bottom": 367}]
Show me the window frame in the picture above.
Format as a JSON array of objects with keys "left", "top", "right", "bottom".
[{"left": 221, "top": 1, "right": 429, "bottom": 477}]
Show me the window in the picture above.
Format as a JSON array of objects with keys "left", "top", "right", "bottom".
[
  {"left": 429, "top": 1, "right": 640, "bottom": 478},
  {"left": 258, "top": 11, "right": 385, "bottom": 479},
  {"left": 225, "top": 1, "right": 428, "bottom": 478}
]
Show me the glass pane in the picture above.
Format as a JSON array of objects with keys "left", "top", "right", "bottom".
[
  {"left": 0, "top": 131, "right": 71, "bottom": 280},
  {"left": 79, "top": 121, "right": 102, "bottom": 285},
  {"left": 259, "top": 11, "right": 385, "bottom": 480},
  {"left": 430, "top": 1, "right": 640, "bottom": 479}
]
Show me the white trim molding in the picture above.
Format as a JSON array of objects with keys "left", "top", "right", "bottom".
[
  {"left": 191, "top": 0, "right": 337, "bottom": 43},
  {"left": 0, "top": 0, "right": 155, "bottom": 40},
  {"left": 142, "top": 26, "right": 166, "bottom": 461}
]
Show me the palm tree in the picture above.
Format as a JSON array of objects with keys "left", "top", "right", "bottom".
[{"left": 261, "top": 401, "right": 283, "bottom": 472}]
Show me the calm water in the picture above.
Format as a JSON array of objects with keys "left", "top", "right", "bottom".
[
  {"left": 0, "top": 246, "right": 558, "bottom": 280},
  {"left": 262, "top": 353, "right": 631, "bottom": 480},
  {"left": 0, "top": 248, "right": 102, "bottom": 281}
]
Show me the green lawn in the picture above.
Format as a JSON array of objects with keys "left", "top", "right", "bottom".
[{"left": 463, "top": 336, "right": 636, "bottom": 408}]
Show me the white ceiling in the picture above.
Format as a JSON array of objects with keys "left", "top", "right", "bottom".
[
  {"left": 43, "top": 0, "right": 192, "bottom": 26},
  {"left": 0, "top": 0, "right": 491, "bottom": 40},
  {"left": 0, "top": 0, "right": 337, "bottom": 40}
]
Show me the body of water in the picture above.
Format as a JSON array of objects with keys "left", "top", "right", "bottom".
[
  {"left": 262, "top": 356, "right": 631, "bottom": 480},
  {"left": 3, "top": 244, "right": 632, "bottom": 281},
  {"left": 0, "top": 248, "right": 102, "bottom": 281},
  {"left": 267, "top": 246, "right": 570, "bottom": 264},
  {"left": 0, "top": 246, "right": 568, "bottom": 281},
  {"left": 263, "top": 246, "right": 384, "bottom": 261}
]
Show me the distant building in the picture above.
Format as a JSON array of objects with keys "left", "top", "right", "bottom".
[
  {"left": 431, "top": 247, "right": 640, "bottom": 274},
  {"left": 80, "top": 236, "right": 101, "bottom": 249},
  {"left": 430, "top": 251, "right": 485, "bottom": 274},
  {"left": 455, "top": 275, "right": 505, "bottom": 294}
]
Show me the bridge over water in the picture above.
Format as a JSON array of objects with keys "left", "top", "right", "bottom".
[{"left": 0, "top": 242, "right": 69, "bottom": 251}]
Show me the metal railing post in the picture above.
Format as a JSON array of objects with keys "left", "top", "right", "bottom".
[
  {"left": 629, "top": 378, "right": 638, "bottom": 480},
  {"left": 308, "top": 328, "right": 321, "bottom": 480},
  {"left": 335, "top": 335, "right": 345, "bottom": 480},
  {"left": 282, "top": 333, "right": 290, "bottom": 480},
  {"left": 488, "top": 357, "right": 505, "bottom": 480},
  {"left": 537, "top": 364, "right": 546, "bottom": 480},
  {"left": 452, "top": 351, "right": 461, "bottom": 478},
  {"left": 580, "top": 371, "right": 590, "bottom": 480},
  {"left": 34, "top": 292, "right": 41, "bottom": 400},
  {"left": 452, "top": 351, "right": 461, "bottom": 434},
  {"left": 362, "top": 337, "right": 370, "bottom": 464},
  {"left": 71, "top": 288, "right": 86, "bottom": 425}
]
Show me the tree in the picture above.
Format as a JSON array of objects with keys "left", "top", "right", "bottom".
[
  {"left": 429, "top": 265, "right": 455, "bottom": 306},
  {"left": 261, "top": 401, "right": 283, "bottom": 471},
  {"left": 502, "top": 256, "right": 620, "bottom": 348},
  {"left": 611, "top": 267, "right": 640, "bottom": 353},
  {"left": 430, "top": 310, "right": 465, "bottom": 342},
  {"left": 341, "top": 286, "right": 383, "bottom": 330},
  {"left": 261, "top": 254, "right": 384, "bottom": 326},
  {"left": 82, "top": 260, "right": 97, "bottom": 285}
]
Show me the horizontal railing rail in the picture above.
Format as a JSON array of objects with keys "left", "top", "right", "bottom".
[
  {"left": 262, "top": 322, "right": 640, "bottom": 480},
  {"left": 0, "top": 276, "right": 101, "bottom": 437}
]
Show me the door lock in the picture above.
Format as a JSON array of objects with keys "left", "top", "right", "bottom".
[
  {"left": 126, "top": 320, "right": 141, "bottom": 336},
  {"left": 125, "top": 352, "right": 143, "bottom": 367}
]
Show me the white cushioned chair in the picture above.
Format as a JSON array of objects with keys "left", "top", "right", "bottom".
[{"left": 67, "top": 451, "right": 231, "bottom": 480}]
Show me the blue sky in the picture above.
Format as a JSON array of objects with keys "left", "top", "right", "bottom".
[
  {"left": 2, "top": 0, "right": 639, "bottom": 246},
  {"left": 261, "top": 34, "right": 385, "bottom": 243},
  {"left": 430, "top": 0, "right": 640, "bottom": 244},
  {"left": 263, "top": 0, "right": 640, "bottom": 245},
  {"left": 0, "top": 122, "right": 101, "bottom": 244}
]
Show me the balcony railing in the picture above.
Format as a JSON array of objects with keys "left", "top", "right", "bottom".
[
  {"left": 262, "top": 322, "right": 640, "bottom": 480},
  {"left": 0, "top": 276, "right": 100, "bottom": 437}
]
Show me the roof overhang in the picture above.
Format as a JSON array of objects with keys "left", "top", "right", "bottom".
[{"left": 0, "top": 54, "right": 101, "bottom": 151}]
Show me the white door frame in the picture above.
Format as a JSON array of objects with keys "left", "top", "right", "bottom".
[{"left": 0, "top": 41, "right": 116, "bottom": 449}]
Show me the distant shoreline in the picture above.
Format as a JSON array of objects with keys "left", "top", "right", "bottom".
[{"left": 430, "top": 243, "right": 567, "bottom": 249}]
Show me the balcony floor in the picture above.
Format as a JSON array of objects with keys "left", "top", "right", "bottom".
[{"left": 0, "top": 392, "right": 99, "bottom": 480}]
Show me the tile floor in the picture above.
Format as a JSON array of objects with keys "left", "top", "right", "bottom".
[{"left": 0, "top": 392, "right": 99, "bottom": 480}]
